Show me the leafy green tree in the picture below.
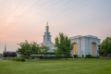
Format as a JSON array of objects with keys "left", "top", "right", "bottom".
[
  {"left": 18, "top": 40, "right": 31, "bottom": 58},
  {"left": 39, "top": 46, "right": 48, "bottom": 56},
  {"left": 18, "top": 40, "right": 40, "bottom": 58},
  {"left": 30, "top": 42, "right": 40, "bottom": 54},
  {"left": 100, "top": 37, "right": 111, "bottom": 56},
  {"left": 55, "top": 33, "right": 71, "bottom": 58}
]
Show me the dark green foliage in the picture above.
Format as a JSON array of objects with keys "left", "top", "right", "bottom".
[
  {"left": 100, "top": 37, "right": 111, "bottom": 56},
  {"left": 18, "top": 40, "right": 32, "bottom": 58},
  {"left": 18, "top": 40, "right": 48, "bottom": 59},
  {"left": 39, "top": 46, "right": 48, "bottom": 55},
  {"left": 86, "top": 55, "right": 93, "bottom": 58},
  {"left": 31, "top": 42, "right": 40, "bottom": 54},
  {"left": 55, "top": 33, "right": 71, "bottom": 58},
  {"left": 85, "top": 55, "right": 99, "bottom": 58},
  {"left": 12, "top": 57, "right": 26, "bottom": 62},
  {"left": 74, "top": 55, "right": 78, "bottom": 58}
]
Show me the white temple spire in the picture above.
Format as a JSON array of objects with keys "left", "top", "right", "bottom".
[
  {"left": 46, "top": 22, "right": 49, "bottom": 32},
  {"left": 43, "top": 22, "right": 55, "bottom": 52}
]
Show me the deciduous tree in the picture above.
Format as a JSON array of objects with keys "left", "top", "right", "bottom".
[{"left": 55, "top": 33, "right": 71, "bottom": 58}]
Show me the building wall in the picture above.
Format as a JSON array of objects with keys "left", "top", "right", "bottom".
[{"left": 71, "top": 35, "right": 100, "bottom": 57}]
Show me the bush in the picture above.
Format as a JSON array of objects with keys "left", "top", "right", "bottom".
[
  {"left": 12, "top": 58, "right": 26, "bottom": 62},
  {"left": 85, "top": 55, "right": 99, "bottom": 58},
  {"left": 82, "top": 55, "right": 85, "bottom": 58},
  {"left": 74, "top": 55, "right": 78, "bottom": 58},
  {"left": 85, "top": 55, "right": 92, "bottom": 58}
]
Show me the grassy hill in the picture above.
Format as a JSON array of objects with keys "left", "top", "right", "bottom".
[{"left": 0, "top": 59, "right": 111, "bottom": 74}]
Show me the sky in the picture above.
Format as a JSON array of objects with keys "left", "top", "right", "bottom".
[{"left": 0, "top": 0, "right": 111, "bottom": 53}]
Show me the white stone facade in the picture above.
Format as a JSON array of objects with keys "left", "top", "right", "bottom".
[
  {"left": 71, "top": 35, "right": 100, "bottom": 57},
  {"left": 42, "top": 23, "right": 55, "bottom": 53}
]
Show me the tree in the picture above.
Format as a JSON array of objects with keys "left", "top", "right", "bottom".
[
  {"left": 55, "top": 33, "right": 71, "bottom": 58},
  {"left": 18, "top": 40, "right": 40, "bottom": 58},
  {"left": 39, "top": 46, "right": 48, "bottom": 56},
  {"left": 100, "top": 37, "right": 111, "bottom": 56},
  {"left": 30, "top": 42, "right": 40, "bottom": 54}
]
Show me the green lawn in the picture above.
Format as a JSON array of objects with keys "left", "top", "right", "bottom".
[{"left": 0, "top": 59, "right": 111, "bottom": 74}]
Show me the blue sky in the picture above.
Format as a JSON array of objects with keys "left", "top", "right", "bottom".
[{"left": 0, "top": 0, "right": 111, "bottom": 52}]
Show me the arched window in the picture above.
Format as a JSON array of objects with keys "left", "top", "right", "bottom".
[
  {"left": 72, "top": 43, "right": 78, "bottom": 55},
  {"left": 92, "top": 42, "right": 97, "bottom": 56}
]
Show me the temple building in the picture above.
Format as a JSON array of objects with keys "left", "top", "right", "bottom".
[
  {"left": 71, "top": 35, "right": 100, "bottom": 57},
  {"left": 42, "top": 22, "right": 55, "bottom": 53}
]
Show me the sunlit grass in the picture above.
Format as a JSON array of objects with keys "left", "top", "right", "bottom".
[{"left": 0, "top": 59, "right": 111, "bottom": 74}]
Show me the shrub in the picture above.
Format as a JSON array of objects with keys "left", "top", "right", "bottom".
[
  {"left": 85, "top": 55, "right": 93, "bottom": 58},
  {"left": 12, "top": 58, "right": 26, "bottom": 62},
  {"left": 74, "top": 55, "right": 78, "bottom": 58},
  {"left": 85, "top": 55, "right": 99, "bottom": 58}
]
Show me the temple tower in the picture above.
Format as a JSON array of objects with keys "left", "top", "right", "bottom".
[{"left": 43, "top": 22, "right": 55, "bottom": 52}]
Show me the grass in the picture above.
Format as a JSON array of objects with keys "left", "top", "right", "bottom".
[{"left": 0, "top": 59, "right": 111, "bottom": 74}]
